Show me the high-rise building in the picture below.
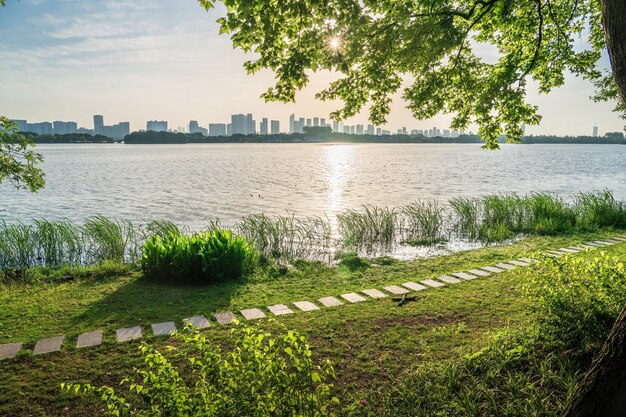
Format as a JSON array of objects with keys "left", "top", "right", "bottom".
[
  {"left": 313, "top": 117, "right": 320, "bottom": 127},
  {"left": 289, "top": 114, "right": 296, "bottom": 134},
  {"left": 332, "top": 120, "right": 339, "bottom": 132},
  {"left": 27, "top": 122, "right": 53, "bottom": 135},
  {"left": 443, "top": 129, "right": 450, "bottom": 138},
  {"left": 209, "top": 123, "right": 227, "bottom": 136},
  {"left": 231, "top": 114, "right": 256, "bottom": 135},
  {"left": 260, "top": 118, "right": 269, "bottom": 135},
  {"left": 12, "top": 120, "right": 27, "bottom": 132},
  {"left": 93, "top": 115, "right": 104, "bottom": 135},
  {"left": 593, "top": 125, "right": 599, "bottom": 137},
  {"left": 376, "top": 127, "right": 382, "bottom": 136},
  {"left": 271, "top": 120, "right": 280, "bottom": 135},
  {"left": 189, "top": 120, "right": 199, "bottom": 133},
  {"left": 226, "top": 123, "right": 232, "bottom": 136},
  {"left": 306, "top": 118, "right": 312, "bottom": 127},
  {"left": 321, "top": 118, "right": 326, "bottom": 127},
  {"left": 366, "top": 124, "right": 375, "bottom": 135},
  {"left": 356, "top": 124, "right": 364, "bottom": 135},
  {"left": 147, "top": 120, "right": 168, "bottom": 132},
  {"left": 53, "top": 121, "right": 78, "bottom": 135}
]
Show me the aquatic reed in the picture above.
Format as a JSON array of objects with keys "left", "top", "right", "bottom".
[
  {"left": 402, "top": 200, "right": 448, "bottom": 245},
  {"left": 337, "top": 205, "right": 397, "bottom": 252}
]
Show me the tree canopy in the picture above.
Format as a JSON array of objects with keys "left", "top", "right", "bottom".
[
  {"left": 199, "top": 0, "right": 622, "bottom": 149},
  {"left": 0, "top": 117, "right": 45, "bottom": 192}
]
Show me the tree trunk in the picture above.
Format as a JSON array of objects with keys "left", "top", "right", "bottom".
[{"left": 561, "top": 1, "right": 626, "bottom": 416}]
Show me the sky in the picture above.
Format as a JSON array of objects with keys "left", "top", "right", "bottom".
[{"left": 0, "top": 0, "right": 624, "bottom": 136}]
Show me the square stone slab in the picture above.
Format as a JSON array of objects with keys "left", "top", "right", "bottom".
[
  {"left": 507, "top": 260, "right": 530, "bottom": 267},
  {"left": 547, "top": 250, "right": 565, "bottom": 256},
  {"left": 267, "top": 304, "right": 294, "bottom": 316},
  {"left": 0, "top": 342, "right": 22, "bottom": 360},
  {"left": 558, "top": 248, "right": 578, "bottom": 253},
  {"left": 76, "top": 331, "right": 103, "bottom": 349},
  {"left": 437, "top": 275, "right": 461, "bottom": 284},
  {"left": 214, "top": 312, "right": 237, "bottom": 325},
  {"left": 361, "top": 289, "right": 388, "bottom": 299},
  {"left": 584, "top": 242, "right": 602, "bottom": 247},
  {"left": 420, "top": 279, "right": 445, "bottom": 288},
  {"left": 518, "top": 257, "right": 536, "bottom": 263},
  {"left": 383, "top": 285, "right": 410, "bottom": 295},
  {"left": 480, "top": 266, "right": 505, "bottom": 274},
  {"left": 495, "top": 262, "right": 516, "bottom": 270},
  {"left": 240, "top": 308, "right": 266, "bottom": 320},
  {"left": 184, "top": 315, "right": 211, "bottom": 330},
  {"left": 152, "top": 322, "right": 177, "bottom": 337},
  {"left": 578, "top": 244, "right": 596, "bottom": 249},
  {"left": 116, "top": 326, "right": 142, "bottom": 342},
  {"left": 594, "top": 241, "right": 613, "bottom": 245},
  {"left": 545, "top": 253, "right": 560, "bottom": 257},
  {"left": 451, "top": 272, "right": 478, "bottom": 280},
  {"left": 318, "top": 296, "right": 343, "bottom": 307},
  {"left": 467, "top": 269, "right": 491, "bottom": 277},
  {"left": 341, "top": 292, "right": 366, "bottom": 303},
  {"left": 604, "top": 238, "right": 621, "bottom": 243},
  {"left": 293, "top": 301, "right": 320, "bottom": 311},
  {"left": 402, "top": 282, "right": 427, "bottom": 291},
  {"left": 611, "top": 237, "right": 626, "bottom": 242},
  {"left": 33, "top": 336, "right": 64, "bottom": 355}
]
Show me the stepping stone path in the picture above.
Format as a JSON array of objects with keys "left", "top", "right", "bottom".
[
  {"left": 403, "top": 282, "right": 428, "bottom": 291},
  {"left": 33, "top": 336, "right": 64, "bottom": 355},
  {"left": 0, "top": 342, "right": 22, "bottom": 360},
  {"left": 467, "top": 269, "right": 491, "bottom": 277},
  {"left": 152, "top": 322, "right": 176, "bottom": 337},
  {"left": 341, "top": 292, "right": 366, "bottom": 303},
  {"left": 421, "top": 279, "right": 445, "bottom": 288},
  {"left": 383, "top": 285, "right": 410, "bottom": 295},
  {"left": 76, "top": 331, "right": 103, "bottom": 349},
  {"left": 495, "top": 262, "right": 516, "bottom": 270},
  {"left": 361, "top": 289, "right": 388, "bottom": 299},
  {"left": 117, "top": 326, "right": 142, "bottom": 343},
  {"left": 451, "top": 272, "right": 478, "bottom": 280},
  {"left": 214, "top": 312, "right": 237, "bottom": 325},
  {"left": 480, "top": 266, "right": 505, "bottom": 273},
  {"left": 267, "top": 304, "right": 294, "bottom": 316},
  {"left": 184, "top": 315, "right": 211, "bottom": 330},
  {"left": 293, "top": 301, "right": 320, "bottom": 312},
  {"left": 437, "top": 275, "right": 461, "bottom": 284},
  {"left": 4, "top": 236, "right": 625, "bottom": 360},
  {"left": 240, "top": 308, "right": 266, "bottom": 320}
]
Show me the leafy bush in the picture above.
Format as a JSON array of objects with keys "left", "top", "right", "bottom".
[
  {"left": 524, "top": 252, "right": 626, "bottom": 362},
  {"left": 141, "top": 228, "right": 257, "bottom": 283},
  {"left": 62, "top": 323, "right": 339, "bottom": 416}
]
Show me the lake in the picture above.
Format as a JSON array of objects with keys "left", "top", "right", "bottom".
[{"left": 1, "top": 143, "right": 625, "bottom": 229}]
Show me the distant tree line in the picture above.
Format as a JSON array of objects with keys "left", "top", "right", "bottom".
[{"left": 22, "top": 132, "right": 115, "bottom": 144}]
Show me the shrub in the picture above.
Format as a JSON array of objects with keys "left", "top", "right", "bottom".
[
  {"left": 141, "top": 228, "right": 257, "bottom": 284},
  {"left": 524, "top": 252, "right": 626, "bottom": 362},
  {"left": 62, "top": 323, "right": 340, "bottom": 416}
]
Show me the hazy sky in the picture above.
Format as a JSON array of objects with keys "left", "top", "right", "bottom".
[{"left": 1, "top": 0, "right": 624, "bottom": 136}]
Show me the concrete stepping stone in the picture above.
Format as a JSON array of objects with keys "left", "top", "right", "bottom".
[
  {"left": 116, "top": 326, "right": 142, "bottom": 342},
  {"left": 76, "top": 331, "right": 103, "bottom": 349},
  {"left": 437, "top": 275, "right": 461, "bottom": 284},
  {"left": 403, "top": 281, "right": 428, "bottom": 291},
  {"left": 0, "top": 342, "right": 22, "bottom": 360},
  {"left": 558, "top": 248, "right": 579, "bottom": 253},
  {"left": 567, "top": 246, "right": 586, "bottom": 251},
  {"left": 594, "top": 241, "right": 613, "bottom": 245},
  {"left": 383, "top": 285, "right": 410, "bottom": 295},
  {"left": 578, "top": 244, "right": 596, "bottom": 249},
  {"left": 495, "top": 262, "right": 516, "bottom": 270},
  {"left": 451, "top": 272, "right": 478, "bottom": 280},
  {"left": 584, "top": 242, "right": 602, "bottom": 247},
  {"left": 341, "top": 292, "right": 367, "bottom": 303},
  {"left": 480, "top": 266, "right": 505, "bottom": 273},
  {"left": 507, "top": 260, "right": 530, "bottom": 267},
  {"left": 611, "top": 237, "right": 626, "bottom": 242},
  {"left": 33, "top": 336, "right": 64, "bottom": 355},
  {"left": 184, "top": 315, "right": 211, "bottom": 329},
  {"left": 152, "top": 322, "right": 177, "bottom": 337},
  {"left": 604, "top": 238, "right": 621, "bottom": 243},
  {"left": 361, "top": 289, "right": 388, "bottom": 299},
  {"left": 518, "top": 257, "right": 536, "bottom": 263},
  {"left": 545, "top": 252, "right": 560, "bottom": 257},
  {"left": 240, "top": 308, "right": 266, "bottom": 320},
  {"left": 467, "top": 269, "right": 491, "bottom": 277},
  {"left": 547, "top": 250, "right": 566, "bottom": 255},
  {"left": 214, "top": 312, "right": 237, "bottom": 325},
  {"left": 420, "top": 279, "right": 445, "bottom": 288},
  {"left": 267, "top": 304, "right": 294, "bottom": 316},
  {"left": 318, "top": 296, "right": 343, "bottom": 307},
  {"left": 293, "top": 301, "right": 320, "bottom": 311}
]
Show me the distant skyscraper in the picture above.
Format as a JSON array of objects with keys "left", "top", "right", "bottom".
[
  {"left": 366, "top": 124, "right": 375, "bottom": 135},
  {"left": 306, "top": 118, "right": 312, "bottom": 127},
  {"left": 12, "top": 119, "right": 27, "bottom": 132},
  {"left": 321, "top": 118, "right": 326, "bottom": 127},
  {"left": 270, "top": 120, "right": 280, "bottom": 135},
  {"left": 313, "top": 117, "right": 320, "bottom": 127},
  {"left": 93, "top": 115, "right": 104, "bottom": 135},
  {"left": 209, "top": 123, "right": 227, "bottom": 136},
  {"left": 443, "top": 129, "right": 450, "bottom": 138},
  {"left": 356, "top": 124, "right": 364, "bottom": 135},
  {"left": 332, "top": 120, "right": 339, "bottom": 132},
  {"left": 189, "top": 120, "right": 199, "bottom": 133},
  {"left": 289, "top": 114, "right": 296, "bottom": 134},
  {"left": 231, "top": 114, "right": 256, "bottom": 135},
  {"left": 593, "top": 125, "right": 599, "bottom": 137},
  {"left": 27, "top": 122, "right": 53, "bottom": 135},
  {"left": 376, "top": 127, "right": 382, "bottom": 136},
  {"left": 260, "top": 118, "right": 269, "bottom": 135},
  {"left": 53, "top": 121, "right": 78, "bottom": 135},
  {"left": 147, "top": 120, "right": 168, "bottom": 132}
]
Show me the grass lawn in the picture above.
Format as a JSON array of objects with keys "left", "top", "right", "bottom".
[{"left": 0, "top": 230, "right": 625, "bottom": 416}]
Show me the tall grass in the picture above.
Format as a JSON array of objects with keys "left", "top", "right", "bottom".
[
  {"left": 576, "top": 190, "right": 626, "bottom": 229},
  {"left": 449, "top": 197, "right": 482, "bottom": 239},
  {"left": 83, "top": 215, "right": 128, "bottom": 263},
  {"left": 34, "top": 219, "right": 83, "bottom": 267},
  {"left": 337, "top": 205, "right": 397, "bottom": 252},
  {"left": 0, "top": 221, "right": 35, "bottom": 270},
  {"left": 236, "top": 213, "right": 331, "bottom": 261},
  {"left": 526, "top": 192, "right": 576, "bottom": 235},
  {"left": 401, "top": 200, "right": 448, "bottom": 245}
]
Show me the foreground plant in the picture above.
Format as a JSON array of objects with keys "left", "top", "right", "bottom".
[{"left": 62, "top": 323, "right": 339, "bottom": 416}]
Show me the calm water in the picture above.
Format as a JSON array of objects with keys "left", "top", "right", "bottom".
[{"left": 1, "top": 143, "right": 625, "bottom": 228}]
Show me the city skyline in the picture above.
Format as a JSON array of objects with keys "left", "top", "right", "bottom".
[{"left": 0, "top": 0, "right": 625, "bottom": 138}]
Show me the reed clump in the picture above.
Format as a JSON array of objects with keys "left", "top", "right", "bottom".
[
  {"left": 337, "top": 205, "right": 397, "bottom": 253},
  {"left": 401, "top": 200, "right": 448, "bottom": 245}
]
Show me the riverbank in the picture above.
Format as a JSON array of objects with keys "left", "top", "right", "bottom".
[{"left": 1, "top": 231, "right": 625, "bottom": 416}]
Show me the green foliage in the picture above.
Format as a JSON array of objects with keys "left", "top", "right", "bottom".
[
  {"left": 337, "top": 205, "right": 397, "bottom": 253},
  {"left": 526, "top": 192, "right": 576, "bottom": 235},
  {"left": 449, "top": 197, "right": 482, "bottom": 239},
  {"left": 199, "top": 0, "right": 612, "bottom": 148},
  {"left": 337, "top": 251, "right": 369, "bottom": 271},
  {"left": 0, "top": 116, "right": 45, "bottom": 192},
  {"left": 575, "top": 190, "right": 626, "bottom": 230},
  {"left": 33, "top": 219, "right": 83, "bottom": 267},
  {"left": 524, "top": 252, "right": 626, "bottom": 361},
  {"left": 83, "top": 215, "right": 129, "bottom": 263},
  {"left": 402, "top": 200, "right": 448, "bottom": 245},
  {"left": 141, "top": 228, "right": 257, "bottom": 284},
  {"left": 62, "top": 323, "right": 339, "bottom": 416}
]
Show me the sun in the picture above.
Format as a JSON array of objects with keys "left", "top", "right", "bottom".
[{"left": 326, "top": 35, "right": 343, "bottom": 54}]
